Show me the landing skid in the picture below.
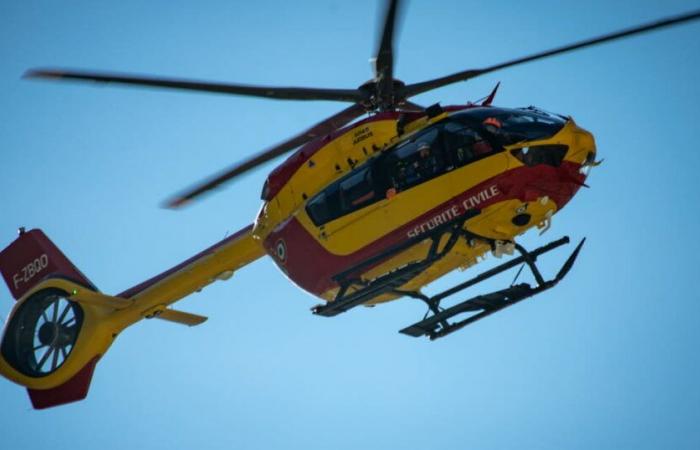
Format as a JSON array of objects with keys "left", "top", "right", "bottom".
[
  {"left": 400, "top": 236, "right": 585, "bottom": 340},
  {"left": 312, "top": 221, "right": 585, "bottom": 339}
]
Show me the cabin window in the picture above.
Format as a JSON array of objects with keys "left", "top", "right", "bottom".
[
  {"left": 511, "top": 145, "right": 568, "bottom": 167},
  {"left": 305, "top": 115, "right": 526, "bottom": 228},
  {"left": 306, "top": 191, "right": 330, "bottom": 225},
  {"left": 306, "top": 166, "right": 379, "bottom": 226},
  {"left": 339, "top": 166, "right": 375, "bottom": 212},
  {"left": 306, "top": 183, "right": 340, "bottom": 226}
]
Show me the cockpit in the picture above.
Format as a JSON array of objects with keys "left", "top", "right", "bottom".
[
  {"left": 451, "top": 106, "right": 567, "bottom": 146},
  {"left": 306, "top": 106, "right": 569, "bottom": 227}
]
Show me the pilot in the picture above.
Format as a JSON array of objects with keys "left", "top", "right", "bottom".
[
  {"left": 416, "top": 142, "right": 439, "bottom": 178},
  {"left": 418, "top": 142, "right": 431, "bottom": 159},
  {"left": 482, "top": 116, "right": 502, "bottom": 133},
  {"left": 473, "top": 117, "right": 502, "bottom": 156}
]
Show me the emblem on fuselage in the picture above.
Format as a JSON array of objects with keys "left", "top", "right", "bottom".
[{"left": 275, "top": 239, "right": 287, "bottom": 263}]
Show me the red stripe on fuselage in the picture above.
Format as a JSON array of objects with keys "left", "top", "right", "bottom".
[{"left": 263, "top": 161, "right": 584, "bottom": 297}]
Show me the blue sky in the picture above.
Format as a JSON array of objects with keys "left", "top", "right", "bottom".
[{"left": 1, "top": 1, "right": 700, "bottom": 449}]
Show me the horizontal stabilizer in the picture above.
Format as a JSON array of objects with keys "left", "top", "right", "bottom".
[{"left": 155, "top": 309, "right": 208, "bottom": 327}]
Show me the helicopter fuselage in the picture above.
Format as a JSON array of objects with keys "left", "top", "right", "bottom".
[{"left": 253, "top": 104, "right": 596, "bottom": 304}]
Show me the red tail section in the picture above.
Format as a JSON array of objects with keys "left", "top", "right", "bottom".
[
  {"left": 27, "top": 356, "right": 101, "bottom": 409},
  {"left": 0, "top": 228, "right": 96, "bottom": 300},
  {"left": 0, "top": 228, "right": 100, "bottom": 409}
]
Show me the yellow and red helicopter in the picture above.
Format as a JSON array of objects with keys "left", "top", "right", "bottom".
[{"left": 1, "top": 1, "right": 699, "bottom": 409}]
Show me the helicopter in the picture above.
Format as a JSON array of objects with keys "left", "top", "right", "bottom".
[{"left": 1, "top": 0, "right": 699, "bottom": 410}]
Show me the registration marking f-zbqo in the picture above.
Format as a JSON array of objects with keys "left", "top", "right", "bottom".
[{"left": 12, "top": 254, "right": 49, "bottom": 290}]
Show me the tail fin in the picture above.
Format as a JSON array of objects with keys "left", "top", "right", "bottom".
[
  {"left": 0, "top": 229, "right": 101, "bottom": 409},
  {"left": 0, "top": 228, "right": 96, "bottom": 300}
]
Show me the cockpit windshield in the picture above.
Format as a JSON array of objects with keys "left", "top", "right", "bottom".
[{"left": 452, "top": 106, "right": 567, "bottom": 145}]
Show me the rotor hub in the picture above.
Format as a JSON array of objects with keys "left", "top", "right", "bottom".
[
  {"left": 38, "top": 321, "right": 75, "bottom": 347},
  {"left": 358, "top": 78, "right": 406, "bottom": 111},
  {"left": 38, "top": 322, "right": 58, "bottom": 346}
]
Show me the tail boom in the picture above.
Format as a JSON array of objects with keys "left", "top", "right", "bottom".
[{"left": 0, "top": 224, "right": 264, "bottom": 409}]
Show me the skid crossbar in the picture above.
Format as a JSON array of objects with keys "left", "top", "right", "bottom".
[{"left": 400, "top": 236, "right": 585, "bottom": 340}]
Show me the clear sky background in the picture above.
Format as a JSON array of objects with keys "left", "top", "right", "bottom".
[{"left": 1, "top": 1, "right": 700, "bottom": 449}]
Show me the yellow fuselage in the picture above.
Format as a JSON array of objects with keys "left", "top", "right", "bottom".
[{"left": 253, "top": 106, "right": 595, "bottom": 303}]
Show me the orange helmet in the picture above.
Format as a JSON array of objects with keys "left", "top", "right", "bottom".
[{"left": 483, "top": 117, "right": 502, "bottom": 128}]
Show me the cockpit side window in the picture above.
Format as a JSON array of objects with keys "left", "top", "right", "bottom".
[{"left": 441, "top": 122, "right": 495, "bottom": 168}]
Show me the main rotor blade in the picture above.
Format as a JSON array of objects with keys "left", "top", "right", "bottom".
[
  {"left": 25, "top": 69, "right": 366, "bottom": 103},
  {"left": 374, "top": 0, "right": 401, "bottom": 83},
  {"left": 165, "top": 102, "right": 366, "bottom": 208},
  {"left": 401, "top": 8, "right": 700, "bottom": 98}
]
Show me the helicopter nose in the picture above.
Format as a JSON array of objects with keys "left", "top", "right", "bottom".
[{"left": 567, "top": 123, "right": 597, "bottom": 166}]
